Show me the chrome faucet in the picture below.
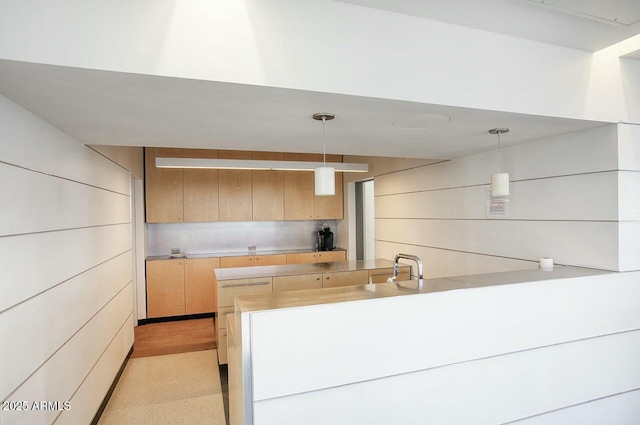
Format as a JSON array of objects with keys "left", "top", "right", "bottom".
[{"left": 393, "top": 253, "right": 424, "bottom": 289}]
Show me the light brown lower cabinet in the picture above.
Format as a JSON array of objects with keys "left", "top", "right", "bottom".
[
  {"left": 317, "top": 251, "right": 346, "bottom": 263},
  {"left": 185, "top": 258, "right": 220, "bottom": 315},
  {"left": 146, "top": 259, "right": 186, "bottom": 318},
  {"left": 146, "top": 258, "right": 219, "bottom": 318},
  {"left": 322, "top": 270, "right": 369, "bottom": 288},
  {"left": 286, "top": 250, "right": 346, "bottom": 264},
  {"left": 221, "top": 254, "right": 287, "bottom": 268}
]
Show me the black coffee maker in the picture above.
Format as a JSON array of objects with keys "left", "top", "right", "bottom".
[{"left": 317, "top": 225, "right": 334, "bottom": 251}]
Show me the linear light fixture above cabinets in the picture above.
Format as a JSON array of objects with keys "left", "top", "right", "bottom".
[{"left": 155, "top": 157, "right": 368, "bottom": 173}]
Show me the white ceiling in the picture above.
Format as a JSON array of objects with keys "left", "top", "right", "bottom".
[
  {"left": 336, "top": 0, "right": 640, "bottom": 52},
  {"left": 0, "top": 60, "right": 608, "bottom": 160}
]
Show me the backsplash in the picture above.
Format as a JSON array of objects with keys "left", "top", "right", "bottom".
[{"left": 146, "top": 220, "right": 338, "bottom": 256}]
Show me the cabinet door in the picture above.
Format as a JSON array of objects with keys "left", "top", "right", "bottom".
[
  {"left": 317, "top": 251, "right": 346, "bottom": 263},
  {"left": 220, "top": 256, "right": 254, "bottom": 268},
  {"left": 254, "top": 254, "right": 287, "bottom": 266},
  {"left": 185, "top": 257, "right": 220, "bottom": 315},
  {"left": 183, "top": 149, "right": 219, "bottom": 222},
  {"left": 283, "top": 153, "right": 315, "bottom": 220},
  {"left": 146, "top": 259, "right": 185, "bottom": 318},
  {"left": 145, "top": 148, "right": 184, "bottom": 223},
  {"left": 219, "top": 150, "right": 252, "bottom": 221},
  {"left": 322, "top": 270, "right": 369, "bottom": 288},
  {"left": 284, "top": 171, "right": 315, "bottom": 220},
  {"left": 252, "top": 170, "right": 284, "bottom": 220},
  {"left": 273, "top": 274, "right": 323, "bottom": 292},
  {"left": 217, "top": 277, "right": 273, "bottom": 307},
  {"left": 252, "top": 152, "right": 284, "bottom": 221},
  {"left": 314, "top": 171, "right": 343, "bottom": 220},
  {"left": 286, "top": 252, "right": 317, "bottom": 264}
]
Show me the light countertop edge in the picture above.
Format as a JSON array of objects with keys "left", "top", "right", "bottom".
[{"left": 234, "top": 265, "right": 613, "bottom": 313}]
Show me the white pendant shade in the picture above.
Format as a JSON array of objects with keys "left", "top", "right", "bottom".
[
  {"left": 315, "top": 167, "right": 335, "bottom": 196},
  {"left": 491, "top": 172, "right": 510, "bottom": 197}
]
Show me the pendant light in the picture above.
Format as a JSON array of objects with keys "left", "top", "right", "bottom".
[
  {"left": 313, "top": 112, "right": 336, "bottom": 196},
  {"left": 489, "top": 128, "right": 509, "bottom": 197}
]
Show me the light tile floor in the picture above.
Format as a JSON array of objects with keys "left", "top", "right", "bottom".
[{"left": 98, "top": 350, "right": 226, "bottom": 425}]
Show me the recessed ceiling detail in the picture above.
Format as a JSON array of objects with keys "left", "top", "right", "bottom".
[{"left": 392, "top": 113, "right": 451, "bottom": 130}]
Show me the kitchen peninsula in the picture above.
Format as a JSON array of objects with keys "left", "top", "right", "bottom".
[
  {"left": 226, "top": 266, "right": 640, "bottom": 425},
  {"left": 215, "top": 259, "right": 411, "bottom": 363}
]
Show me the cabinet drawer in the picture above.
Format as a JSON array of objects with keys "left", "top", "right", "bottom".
[
  {"left": 218, "top": 277, "right": 273, "bottom": 307},
  {"left": 316, "top": 251, "right": 346, "bottom": 263},
  {"left": 322, "top": 270, "right": 369, "bottom": 288},
  {"left": 217, "top": 306, "right": 234, "bottom": 332},
  {"left": 286, "top": 252, "right": 317, "bottom": 264},
  {"left": 368, "top": 266, "right": 411, "bottom": 284},
  {"left": 254, "top": 254, "right": 287, "bottom": 266},
  {"left": 220, "top": 254, "right": 288, "bottom": 268},
  {"left": 273, "top": 274, "right": 323, "bottom": 292},
  {"left": 220, "top": 256, "right": 254, "bottom": 268}
]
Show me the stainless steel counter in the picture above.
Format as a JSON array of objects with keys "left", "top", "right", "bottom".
[
  {"left": 216, "top": 259, "right": 397, "bottom": 281},
  {"left": 235, "top": 265, "right": 611, "bottom": 313}
]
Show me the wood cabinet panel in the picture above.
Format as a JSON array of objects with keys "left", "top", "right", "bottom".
[
  {"left": 145, "top": 147, "right": 184, "bottom": 223},
  {"left": 221, "top": 254, "right": 288, "bottom": 268},
  {"left": 252, "top": 170, "right": 284, "bottom": 220},
  {"left": 220, "top": 256, "right": 254, "bottom": 268},
  {"left": 317, "top": 251, "right": 346, "bottom": 263},
  {"left": 218, "top": 277, "right": 273, "bottom": 307},
  {"left": 284, "top": 171, "right": 315, "bottom": 220},
  {"left": 183, "top": 149, "right": 219, "bottom": 222},
  {"left": 313, "top": 154, "right": 343, "bottom": 163},
  {"left": 254, "top": 254, "right": 287, "bottom": 266},
  {"left": 146, "top": 259, "right": 185, "bottom": 318},
  {"left": 219, "top": 150, "right": 252, "bottom": 221},
  {"left": 185, "top": 257, "right": 220, "bottom": 314},
  {"left": 286, "top": 252, "right": 318, "bottom": 264},
  {"left": 219, "top": 170, "right": 252, "bottom": 221},
  {"left": 322, "top": 270, "right": 369, "bottom": 288},
  {"left": 273, "top": 274, "right": 323, "bottom": 292}
]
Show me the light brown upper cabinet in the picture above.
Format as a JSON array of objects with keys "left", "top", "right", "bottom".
[
  {"left": 314, "top": 154, "right": 344, "bottom": 220},
  {"left": 252, "top": 152, "right": 284, "bottom": 221},
  {"left": 218, "top": 150, "right": 253, "bottom": 221},
  {"left": 283, "top": 153, "right": 315, "bottom": 220},
  {"left": 145, "top": 148, "right": 184, "bottom": 223},
  {"left": 183, "top": 149, "right": 219, "bottom": 222},
  {"left": 145, "top": 148, "right": 345, "bottom": 223}
]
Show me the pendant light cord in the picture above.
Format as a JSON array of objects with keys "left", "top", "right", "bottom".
[
  {"left": 497, "top": 130, "right": 502, "bottom": 172},
  {"left": 322, "top": 117, "right": 326, "bottom": 167}
]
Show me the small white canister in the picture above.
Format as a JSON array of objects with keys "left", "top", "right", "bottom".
[{"left": 540, "top": 257, "right": 554, "bottom": 271}]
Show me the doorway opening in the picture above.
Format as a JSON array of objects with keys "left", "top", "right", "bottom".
[{"left": 355, "top": 179, "right": 375, "bottom": 260}]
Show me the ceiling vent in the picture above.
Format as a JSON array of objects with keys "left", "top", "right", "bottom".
[{"left": 518, "top": 0, "right": 640, "bottom": 27}]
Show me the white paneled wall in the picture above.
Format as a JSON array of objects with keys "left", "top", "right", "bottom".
[
  {"left": 375, "top": 124, "right": 626, "bottom": 275},
  {"left": 617, "top": 123, "right": 640, "bottom": 271},
  {"left": 248, "top": 271, "right": 640, "bottom": 425},
  {"left": 0, "top": 94, "right": 133, "bottom": 424}
]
